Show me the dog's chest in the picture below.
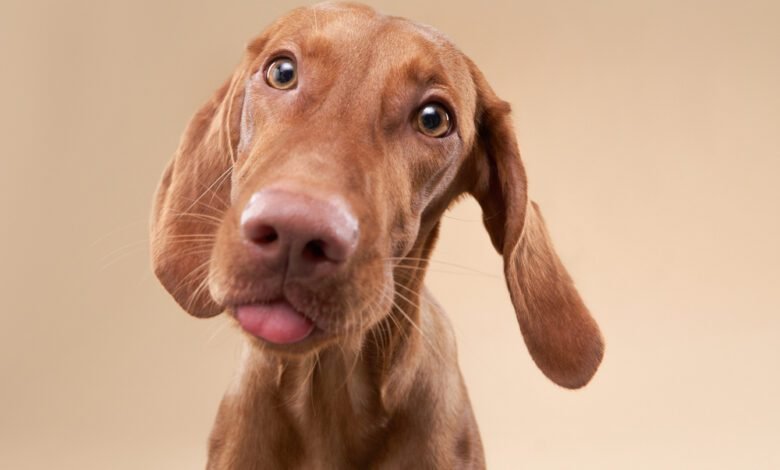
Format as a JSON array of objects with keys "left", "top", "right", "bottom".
[{"left": 284, "top": 355, "right": 390, "bottom": 465}]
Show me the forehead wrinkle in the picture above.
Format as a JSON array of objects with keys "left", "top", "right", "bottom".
[
  {"left": 272, "top": 7, "right": 386, "bottom": 65},
  {"left": 373, "top": 33, "right": 465, "bottom": 125},
  {"left": 386, "top": 21, "right": 466, "bottom": 91},
  {"left": 402, "top": 57, "right": 452, "bottom": 91},
  {"left": 388, "top": 18, "right": 475, "bottom": 101},
  {"left": 297, "top": 32, "right": 338, "bottom": 62}
]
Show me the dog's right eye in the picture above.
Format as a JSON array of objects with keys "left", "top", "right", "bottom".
[{"left": 266, "top": 58, "right": 297, "bottom": 90}]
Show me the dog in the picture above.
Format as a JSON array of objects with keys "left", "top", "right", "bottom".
[{"left": 150, "top": 3, "right": 604, "bottom": 468}]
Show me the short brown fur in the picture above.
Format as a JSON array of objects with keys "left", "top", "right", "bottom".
[{"left": 151, "top": 3, "right": 603, "bottom": 468}]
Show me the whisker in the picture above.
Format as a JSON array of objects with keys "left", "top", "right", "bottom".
[
  {"left": 385, "top": 257, "right": 499, "bottom": 277},
  {"left": 161, "top": 236, "right": 218, "bottom": 243},
  {"left": 99, "top": 245, "right": 208, "bottom": 273},
  {"left": 178, "top": 166, "right": 233, "bottom": 216},
  {"left": 175, "top": 195, "right": 229, "bottom": 215},
  {"left": 195, "top": 177, "right": 231, "bottom": 211},
  {"left": 98, "top": 245, "right": 152, "bottom": 271},
  {"left": 98, "top": 234, "right": 217, "bottom": 271},
  {"left": 387, "top": 286, "right": 444, "bottom": 363},
  {"left": 442, "top": 214, "right": 482, "bottom": 222},
  {"left": 371, "top": 289, "right": 409, "bottom": 346},
  {"left": 310, "top": 351, "right": 321, "bottom": 415},
  {"left": 88, "top": 219, "right": 149, "bottom": 248},
  {"left": 185, "top": 268, "right": 214, "bottom": 312},
  {"left": 99, "top": 238, "right": 149, "bottom": 261},
  {"left": 206, "top": 316, "right": 234, "bottom": 345},
  {"left": 169, "top": 260, "right": 211, "bottom": 300},
  {"left": 362, "top": 284, "right": 443, "bottom": 364},
  {"left": 390, "top": 265, "right": 500, "bottom": 279},
  {"left": 171, "top": 211, "right": 224, "bottom": 225}
]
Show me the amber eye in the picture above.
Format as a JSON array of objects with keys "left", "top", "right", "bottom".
[
  {"left": 416, "top": 103, "right": 451, "bottom": 137},
  {"left": 266, "top": 58, "right": 297, "bottom": 90}
]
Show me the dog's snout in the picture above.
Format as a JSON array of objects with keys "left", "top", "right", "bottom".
[{"left": 240, "top": 189, "right": 359, "bottom": 278}]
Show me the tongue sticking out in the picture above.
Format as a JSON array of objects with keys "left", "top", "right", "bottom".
[{"left": 236, "top": 302, "right": 315, "bottom": 344}]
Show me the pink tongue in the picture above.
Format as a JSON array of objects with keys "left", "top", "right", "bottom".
[{"left": 236, "top": 302, "right": 315, "bottom": 344}]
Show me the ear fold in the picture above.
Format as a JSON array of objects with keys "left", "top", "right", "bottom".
[
  {"left": 469, "top": 66, "right": 604, "bottom": 389},
  {"left": 150, "top": 66, "right": 247, "bottom": 317}
]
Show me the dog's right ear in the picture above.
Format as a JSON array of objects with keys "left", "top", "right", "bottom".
[{"left": 150, "top": 56, "right": 252, "bottom": 317}]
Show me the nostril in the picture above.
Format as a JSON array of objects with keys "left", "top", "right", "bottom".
[
  {"left": 240, "top": 189, "right": 358, "bottom": 276},
  {"left": 247, "top": 224, "right": 279, "bottom": 245},
  {"left": 302, "top": 239, "right": 328, "bottom": 262}
]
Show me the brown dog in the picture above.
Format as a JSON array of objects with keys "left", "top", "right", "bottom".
[{"left": 151, "top": 3, "right": 603, "bottom": 468}]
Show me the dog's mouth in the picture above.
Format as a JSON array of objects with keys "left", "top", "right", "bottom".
[
  {"left": 233, "top": 300, "right": 318, "bottom": 345},
  {"left": 212, "top": 247, "right": 393, "bottom": 351}
]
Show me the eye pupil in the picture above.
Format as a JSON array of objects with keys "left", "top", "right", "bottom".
[
  {"left": 420, "top": 107, "right": 442, "bottom": 130},
  {"left": 417, "top": 104, "right": 451, "bottom": 137},
  {"left": 266, "top": 58, "right": 297, "bottom": 89},
  {"left": 273, "top": 62, "right": 295, "bottom": 84}
]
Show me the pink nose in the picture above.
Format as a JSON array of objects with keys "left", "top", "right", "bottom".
[{"left": 240, "top": 189, "right": 359, "bottom": 279}]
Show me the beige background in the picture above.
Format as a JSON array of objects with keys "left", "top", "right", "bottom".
[{"left": 2, "top": 0, "right": 779, "bottom": 468}]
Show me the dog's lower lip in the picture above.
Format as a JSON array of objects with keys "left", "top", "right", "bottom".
[{"left": 234, "top": 301, "right": 316, "bottom": 344}]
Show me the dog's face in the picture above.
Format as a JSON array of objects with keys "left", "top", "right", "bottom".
[{"left": 152, "top": 3, "right": 603, "bottom": 387}]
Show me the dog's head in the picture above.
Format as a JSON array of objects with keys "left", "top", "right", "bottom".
[{"left": 151, "top": 3, "right": 603, "bottom": 388}]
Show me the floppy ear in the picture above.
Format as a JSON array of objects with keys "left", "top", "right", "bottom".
[
  {"left": 150, "top": 64, "right": 248, "bottom": 317},
  {"left": 469, "top": 66, "right": 604, "bottom": 389}
]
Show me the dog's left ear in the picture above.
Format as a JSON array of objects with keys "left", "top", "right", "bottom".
[{"left": 468, "top": 63, "right": 604, "bottom": 389}]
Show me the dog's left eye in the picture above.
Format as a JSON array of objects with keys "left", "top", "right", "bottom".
[
  {"left": 416, "top": 103, "right": 451, "bottom": 138},
  {"left": 266, "top": 58, "right": 297, "bottom": 90}
]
